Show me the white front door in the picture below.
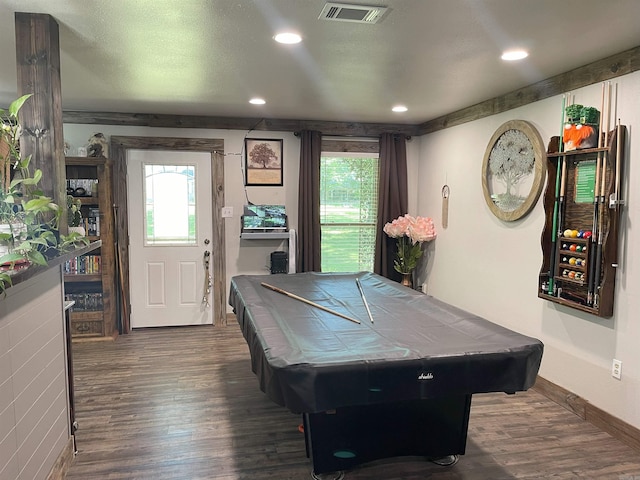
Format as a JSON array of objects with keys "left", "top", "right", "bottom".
[{"left": 127, "top": 150, "right": 213, "bottom": 327}]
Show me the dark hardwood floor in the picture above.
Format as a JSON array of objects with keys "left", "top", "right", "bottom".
[{"left": 66, "top": 325, "right": 640, "bottom": 480}]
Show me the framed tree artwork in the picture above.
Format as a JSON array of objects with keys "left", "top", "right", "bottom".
[
  {"left": 481, "top": 120, "right": 546, "bottom": 221},
  {"left": 245, "top": 138, "right": 283, "bottom": 186}
]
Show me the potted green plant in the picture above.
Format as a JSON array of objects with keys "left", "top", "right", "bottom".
[{"left": 1, "top": 94, "right": 62, "bottom": 293}]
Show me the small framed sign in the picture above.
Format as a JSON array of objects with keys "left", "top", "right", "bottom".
[
  {"left": 574, "top": 159, "right": 597, "bottom": 203},
  {"left": 245, "top": 138, "right": 283, "bottom": 186}
]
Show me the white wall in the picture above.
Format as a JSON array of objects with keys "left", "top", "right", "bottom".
[{"left": 415, "top": 71, "right": 640, "bottom": 429}]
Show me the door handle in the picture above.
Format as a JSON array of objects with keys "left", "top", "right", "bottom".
[{"left": 202, "top": 250, "right": 212, "bottom": 308}]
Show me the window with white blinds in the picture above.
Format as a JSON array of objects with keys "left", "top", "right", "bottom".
[{"left": 320, "top": 154, "right": 379, "bottom": 272}]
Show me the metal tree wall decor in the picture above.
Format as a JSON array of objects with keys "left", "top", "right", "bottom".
[{"left": 482, "top": 120, "right": 546, "bottom": 221}]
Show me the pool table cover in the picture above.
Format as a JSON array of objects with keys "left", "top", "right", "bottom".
[{"left": 229, "top": 272, "right": 543, "bottom": 414}]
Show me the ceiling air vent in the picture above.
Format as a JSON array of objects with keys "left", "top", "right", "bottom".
[{"left": 319, "top": 3, "right": 388, "bottom": 24}]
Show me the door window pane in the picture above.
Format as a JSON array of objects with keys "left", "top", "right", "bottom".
[{"left": 144, "top": 164, "right": 196, "bottom": 245}]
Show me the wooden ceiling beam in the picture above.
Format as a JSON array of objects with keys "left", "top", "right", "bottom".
[
  {"left": 62, "top": 111, "right": 420, "bottom": 138},
  {"left": 417, "top": 45, "right": 640, "bottom": 135}
]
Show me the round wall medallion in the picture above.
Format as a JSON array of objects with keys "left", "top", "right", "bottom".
[{"left": 481, "top": 120, "right": 546, "bottom": 221}]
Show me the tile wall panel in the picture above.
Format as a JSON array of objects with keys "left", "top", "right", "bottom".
[{"left": 0, "top": 268, "right": 70, "bottom": 480}]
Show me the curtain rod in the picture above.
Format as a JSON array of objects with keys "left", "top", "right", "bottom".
[
  {"left": 323, "top": 135, "right": 379, "bottom": 142},
  {"left": 294, "top": 132, "right": 411, "bottom": 141}
]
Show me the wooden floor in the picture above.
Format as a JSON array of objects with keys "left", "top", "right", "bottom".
[{"left": 66, "top": 325, "right": 640, "bottom": 480}]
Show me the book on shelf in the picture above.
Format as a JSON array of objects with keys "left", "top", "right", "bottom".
[{"left": 64, "top": 254, "right": 101, "bottom": 275}]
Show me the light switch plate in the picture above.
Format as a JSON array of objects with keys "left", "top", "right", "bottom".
[{"left": 222, "top": 206, "right": 233, "bottom": 218}]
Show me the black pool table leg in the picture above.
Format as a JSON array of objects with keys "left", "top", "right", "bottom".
[{"left": 303, "top": 415, "right": 345, "bottom": 480}]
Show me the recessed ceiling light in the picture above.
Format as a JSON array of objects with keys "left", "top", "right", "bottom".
[
  {"left": 274, "top": 32, "right": 302, "bottom": 44},
  {"left": 501, "top": 49, "right": 529, "bottom": 61},
  {"left": 249, "top": 98, "right": 266, "bottom": 105},
  {"left": 392, "top": 105, "right": 408, "bottom": 113}
]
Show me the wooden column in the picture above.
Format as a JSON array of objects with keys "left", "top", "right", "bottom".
[{"left": 14, "top": 12, "right": 65, "bottom": 210}]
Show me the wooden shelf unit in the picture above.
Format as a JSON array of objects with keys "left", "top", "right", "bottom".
[
  {"left": 64, "top": 157, "right": 118, "bottom": 338},
  {"left": 538, "top": 126, "right": 625, "bottom": 317}
]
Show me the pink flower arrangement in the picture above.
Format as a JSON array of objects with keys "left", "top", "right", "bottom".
[{"left": 383, "top": 214, "right": 436, "bottom": 274}]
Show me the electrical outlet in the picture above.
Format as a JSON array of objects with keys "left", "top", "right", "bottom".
[
  {"left": 612, "top": 359, "right": 622, "bottom": 380},
  {"left": 221, "top": 206, "right": 234, "bottom": 218}
]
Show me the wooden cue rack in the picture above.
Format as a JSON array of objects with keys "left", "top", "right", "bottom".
[{"left": 538, "top": 126, "right": 626, "bottom": 317}]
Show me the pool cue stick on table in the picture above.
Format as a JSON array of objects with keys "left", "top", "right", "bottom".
[
  {"left": 261, "top": 282, "right": 361, "bottom": 325},
  {"left": 355, "top": 277, "right": 374, "bottom": 324}
]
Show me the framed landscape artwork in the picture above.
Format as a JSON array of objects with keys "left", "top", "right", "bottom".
[{"left": 245, "top": 138, "right": 283, "bottom": 186}]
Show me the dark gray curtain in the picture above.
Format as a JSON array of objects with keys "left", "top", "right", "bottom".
[
  {"left": 374, "top": 133, "right": 408, "bottom": 281},
  {"left": 297, "top": 130, "right": 322, "bottom": 272}
]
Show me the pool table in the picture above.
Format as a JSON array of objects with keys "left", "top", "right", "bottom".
[{"left": 229, "top": 272, "right": 543, "bottom": 475}]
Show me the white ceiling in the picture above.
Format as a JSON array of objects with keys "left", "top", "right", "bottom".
[{"left": 1, "top": 0, "right": 639, "bottom": 126}]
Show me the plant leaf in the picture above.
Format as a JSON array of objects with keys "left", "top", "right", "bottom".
[
  {"left": 0, "top": 252, "right": 26, "bottom": 264},
  {"left": 26, "top": 250, "right": 47, "bottom": 266},
  {"left": 8, "top": 94, "right": 32, "bottom": 117},
  {"left": 0, "top": 273, "right": 13, "bottom": 296}
]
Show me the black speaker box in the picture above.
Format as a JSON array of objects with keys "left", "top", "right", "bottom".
[{"left": 270, "top": 251, "right": 288, "bottom": 274}]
